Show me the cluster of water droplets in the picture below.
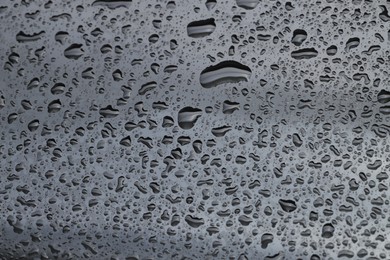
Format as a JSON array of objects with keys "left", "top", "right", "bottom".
[{"left": 1, "top": 0, "right": 390, "bottom": 259}]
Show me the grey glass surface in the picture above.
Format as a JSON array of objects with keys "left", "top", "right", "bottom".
[{"left": 1, "top": 0, "right": 390, "bottom": 259}]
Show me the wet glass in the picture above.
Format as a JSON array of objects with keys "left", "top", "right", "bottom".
[{"left": 0, "top": 0, "right": 389, "bottom": 259}]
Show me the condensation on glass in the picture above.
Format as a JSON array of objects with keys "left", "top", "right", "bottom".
[{"left": 0, "top": 0, "right": 389, "bottom": 259}]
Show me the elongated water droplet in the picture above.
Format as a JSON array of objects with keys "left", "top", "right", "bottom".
[
  {"left": 187, "top": 18, "right": 216, "bottom": 38},
  {"left": 200, "top": 61, "right": 252, "bottom": 88},
  {"left": 178, "top": 107, "right": 202, "bottom": 129},
  {"left": 64, "top": 44, "right": 84, "bottom": 59}
]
